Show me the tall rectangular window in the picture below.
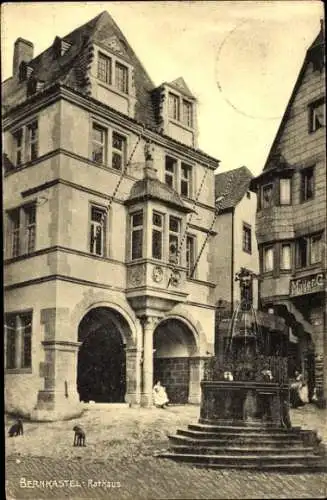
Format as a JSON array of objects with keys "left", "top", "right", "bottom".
[
  {"left": 112, "top": 132, "right": 126, "bottom": 170},
  {"left": 152, "top": 212, "right": 163, "bottom": 260},
  {"left": 182, "top": 99, "right": 193, "bottom": 127},
  {"left": 165, "top": 156, "right": 177, "bottom": 189},
  {"left": 279, "top": 178, "right": 291, "bottom": 205},
  {"left": 90, "top": 206, "right": 106, "bottom": 256},
  {"left": 169, "top": 216, "right": 180, "bottom": 264},
  {"left": 98, "top": 52, "right": 112, "bottom": 84},
  {"left": 115, "top": 61, "right": 128, "bottom": 94},
  {"left": 131, "top": 211, "right": 143, "bottom": 260},
  {"left": 7, "top": 204, "right": 36, "bottom": 258},
  {"left": 261, "top": 183, "right": 273, "bottom": 208},
  {"left": 92, "top": 124, "right": 107, "bottom": 164},
  {"left": 301, "top": 166, "right": 314, "bottom": 202},
  {"left": 242, "top": 223, "right": 252, "bottom": 254},
  {"left": 168, "top": 92, "right": 180, "bottom": 121},
  {"left": 5, "top": 311, "right": 32, "bottom": 370},
  {"left": 181, "top": 163, "right": 192, "bottom": 197},
  {"left": 281, "top": 244, "right": 291, "bottom": 270},
  {"left": 186, "top": 235, "right": 196, "bottom": 278},
  {"left": 13, "top": 128, "right": 23, "bottom": 166},
  {"left": 27, "top": 121, "right": 38, "bottom": 161},
  {"left": 309, "top": 98, "right": 325, "bottom": 133},
  {"left": 263, "top": 246, "right": 274, "bottom": 272}
]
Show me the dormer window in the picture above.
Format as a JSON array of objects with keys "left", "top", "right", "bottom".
[
  {"left": 168, "top": 91, "right": 193, "bottom": 129},
  {"left": 115, "top": 61, "right": 128, "bottom": 94},
  {"left": 168, "top": 92, "right": 180, "bottom": 121},
  {"left": 98, "top": 52, "right": 112, "bottom": 85}
]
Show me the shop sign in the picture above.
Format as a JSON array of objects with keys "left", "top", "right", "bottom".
[{"left": 290, "top": 272, "right": 325, "bottom": 297}]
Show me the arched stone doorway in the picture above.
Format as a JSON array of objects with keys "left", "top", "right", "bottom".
[
  {"left": 77, "top": 307, "right": 131, "bottom": 403},
  {"left": 153, "top": 318, "right": 198, "bottom": 404}
]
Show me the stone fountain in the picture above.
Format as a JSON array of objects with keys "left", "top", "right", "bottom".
[{"left": 158, "top": 269, "right": 326, "bottom": 471}]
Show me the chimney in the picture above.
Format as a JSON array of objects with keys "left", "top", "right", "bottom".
[{"left": 13, "top": 38, "right": 34, "bottom": 77}]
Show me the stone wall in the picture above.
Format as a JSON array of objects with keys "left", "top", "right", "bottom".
[{"left": 154, "top": 357, "right": 190, "bottom": 403}]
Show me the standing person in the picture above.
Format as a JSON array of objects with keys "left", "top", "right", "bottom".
[
  {"left": 153, "top": 381, "right": 169, "bottom": 408},
  {"left": 290, "top": 370, "right": 307, "bottom": 408}
]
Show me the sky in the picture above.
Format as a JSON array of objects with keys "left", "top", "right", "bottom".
[{"left": 1, "top": 1, "right": 324, "bottom": 175}]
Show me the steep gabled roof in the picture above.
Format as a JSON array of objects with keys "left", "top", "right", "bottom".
[
  {"left": 2, "top": 11, "right": 157, "bottom": 127},
  {"left": 215, "top": 166, "right": 253, "bottom": 211},
  {"left": 167, "top": 77, "right": 195, "bottom": 99},
  {"left": 262, "top": 23, "right": 325, "bottom": 172}
]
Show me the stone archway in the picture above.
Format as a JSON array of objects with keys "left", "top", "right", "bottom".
[
  {"left": 77, "top": 307, "right": 132, "bottom": 403},
  {"left": 153, "top": 317, "right": 199, "bottom": 404}
]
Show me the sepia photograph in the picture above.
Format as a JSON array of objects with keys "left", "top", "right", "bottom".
[{"left": 2, "top": 1, "right": 326, "bottom": 498}]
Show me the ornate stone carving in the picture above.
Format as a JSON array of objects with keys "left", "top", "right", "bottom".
[
  {"left": 170, "top": 270, "right": 181, "bottom": 287},
  {"left": 152, "top": 266, "right": 163, "bottom": 283},
  {"left": 129, "top": 266, "right": 144, "bottom": 287}
]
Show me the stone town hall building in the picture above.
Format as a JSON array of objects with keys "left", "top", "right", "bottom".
[
  {"left": 251, "top": 23, "right": 326, "bottom": 406},
  {"left": 3, "top": 12, "right": 220, "bottom": 419}
]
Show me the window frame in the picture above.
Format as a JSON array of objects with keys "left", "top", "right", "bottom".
[
  {"left": 300, "top": 166, "right": 315, "bottom": 203},
  {"left": 280, "top": 243, "right": 292, "bottom": 271},
  {"left": 295, "top": 233, "right": 321, "bottom": 269},
  {"left": 168, "top": 215, "right": 181, "bottom": 264},
  {"left": 11, "top": 119, "right": 39, "bottom": 167},
  {"left": 5, "top": 310, "right": 33, "bottom": 372},
  {"left": 263, "top": 245, "right": 274, "bottom": 273},
  {"left": 26, "top": 121, "right": 39, "bottom": 162},
  {"left": 165, "top": 156, "right": 177, "bottom": 190},
  {"left": 308, "top": 98, "right": 325, "bottom": 133},
  {"left": 7, "top": 203, "right": 37, "bottom": 259},
  {"left": 131, "top": 210, "right": 144, "bottom": 261},
  {"left": 89, "top": 204, "right": 107, "bottom": 257},
  {"left": 111, "top": 131, "right": 127, "bottom": 171},
  {"left": 279, "top": 178, "right": 292, "bottom": 206},
  {"left": 115, "top": 60, "right": 129, "bottom": 94},
  {"left": 180, "top": 162, "right": 192, "bottom": 198},
  {"left": 152, "top": 211, "right": 164, "bottom": 260},
  {"left": 242, "top": 223, "right": 252, "bottom": 254},
  {"left": 186, "top": 233, "right": 196, "bottom": 278},
  {"left": 92, "top": 123, "right": 108, "bottom": 165},
  {"left": 97, "top": 52, "right": 112, "bottom": 85},
  {"left": 261, "top": 183, "right": 274, "bottom": 209}
]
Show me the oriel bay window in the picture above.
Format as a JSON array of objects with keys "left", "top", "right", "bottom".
[
  {"left": 152, "top": 212, "right": 163, "bottom": 260},
  {"left": 169, "top": 216, "right": 181, "bottom": 264},
  {"left": 90, "top": 205, "right": 107, "bottom": 256},
  {"left": 131, "top": 211, "right": 143, "bottom": 260},
  {"left": 5, "top": 311, "right": 32, "bottom": 370},
  {"left": 7, "top": 204, "right": 36, "bottom": 258}
]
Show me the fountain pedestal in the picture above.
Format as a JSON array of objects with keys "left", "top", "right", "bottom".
[{"left": 200, "top": 380, "right": 289, "bottom": 427}]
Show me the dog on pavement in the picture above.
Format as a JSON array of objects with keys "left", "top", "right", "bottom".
[
  {"left": 73, "top": 425, "right": 86, "bottom": 447},
  {"left": 8, "top": 419, "right": 24, "bottom": 437}
]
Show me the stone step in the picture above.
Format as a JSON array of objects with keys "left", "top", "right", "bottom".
[
  {"left": 158, "top": 451, "right": 326, "bottom": 468},
  {"left": 169, "top": 434, "right": 307, "bottom": 447},
  {"left": 190, "top": 423, "right": 303, "bottom": 434},
  {"left": 177, "top": 429, "right": 304, "bottom": 440},
  {"left": 157, "top": 455, "right": 327, "bottom": 472},
  {"left": 169, "top": 445, "right": 316, "bottom": 456}
]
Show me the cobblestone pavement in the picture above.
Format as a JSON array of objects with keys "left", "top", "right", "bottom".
[{"left": 5, "top": 404, "right": 327, "bottom": 499}]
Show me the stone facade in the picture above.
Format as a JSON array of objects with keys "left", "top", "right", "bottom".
[
  {"left": 3, "top": 12, "right": 218, "bottom": 420},
  {"left": 250, "top": 25, "right": 326, "bottom": 405}
]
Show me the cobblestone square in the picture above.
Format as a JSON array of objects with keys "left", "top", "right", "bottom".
[{"left": 5, "top": 404, "right": 327, "bottom": 499}]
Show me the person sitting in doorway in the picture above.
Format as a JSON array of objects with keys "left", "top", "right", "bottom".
[
  {"left": 153, "top": 381, "right": 169, "bottom": 408},
  {"left": 290, "top": 370, "right": 308, "bottom": 408}
]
